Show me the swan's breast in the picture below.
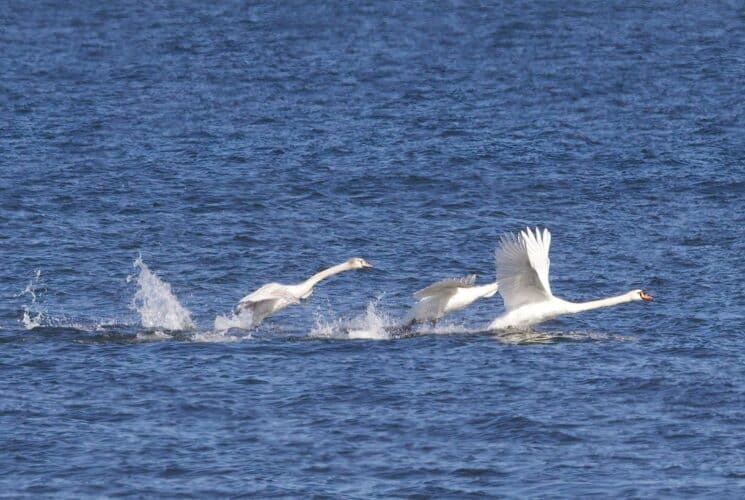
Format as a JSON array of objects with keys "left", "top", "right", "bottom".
[{"left": 488, "top": 301, "right": 561, "bottom": 330}]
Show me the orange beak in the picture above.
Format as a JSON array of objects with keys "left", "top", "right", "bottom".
[{"left": 640, "top": 291, "right": 653, "bottom": 302}]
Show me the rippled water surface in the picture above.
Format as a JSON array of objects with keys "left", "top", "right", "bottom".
[{"left": 2, "top": 1, "right": 744, "bottom": 497}]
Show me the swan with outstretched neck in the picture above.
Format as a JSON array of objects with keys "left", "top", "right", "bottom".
[
  {"left": 235, "top": 257, "right": 373, "bottom": 326},
  {"left": 488, "top": 227, "right": 652, "bottom": 330},
  {"left": 404, "top": 274, "right": 500, "bottom": 327}
]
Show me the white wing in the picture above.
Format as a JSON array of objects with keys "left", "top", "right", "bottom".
[
  {"left": 413, "top": 274, "right": 476, "bottom": 300},
  {"left": 495, "top": 227, "right": 553, "bottom": 311},
  {"left": 238, "top": 282, "right": 299, "bottom": 306}
]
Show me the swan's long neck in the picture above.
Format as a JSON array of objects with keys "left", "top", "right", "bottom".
[
  {"left": 302, "top": 262, "right": 352, "bottom": 289},
  {"left": 564, "top": 292, "right": 635, "bottom": 314}
]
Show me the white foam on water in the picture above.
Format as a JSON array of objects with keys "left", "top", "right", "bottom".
[
  {"left": 310, "top": 298, "right": 393, "bottom": 340},
  {"left": 213, "top": 309, "right": 254, "bottom": 332},
  {"left": 309, "top": 314, "right": 336, "bottom": 339},
  {"left": 21, "top": 310, "right": 43, "bottom": 330},
  {"left": 128, "top": 257, "right": 194, "bottom": 331}
]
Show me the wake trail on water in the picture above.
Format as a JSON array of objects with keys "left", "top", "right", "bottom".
[
  {"left": 16, "top": 261, "right": 628, "bottom": 345},
  {"left": 309, "top": 297, "right": 472, "bottom": 340}
]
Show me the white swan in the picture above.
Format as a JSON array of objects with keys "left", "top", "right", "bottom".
[
  {"left": 235, "top": 257, "right": 373, "bottom": 326},
  {"left": 404, "top": 274, "right": 500, "bottom": 326},
  {"left": 488, "top": 227, "right": 652, "bottom": 330}
]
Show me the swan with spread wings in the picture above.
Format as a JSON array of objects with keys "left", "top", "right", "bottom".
[
  {"left": 404, "top": 274, "right": 500, "bottom": 327},
  {"left": 235, "top": 257, "right": 373, "bottom": 327},
  {"left": 488, "top": 227, "right": 652, "bottom": 330}
]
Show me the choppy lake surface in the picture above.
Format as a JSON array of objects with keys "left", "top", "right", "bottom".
[{"left": 2, "top": 1, "right": 744, "bottom": 497}]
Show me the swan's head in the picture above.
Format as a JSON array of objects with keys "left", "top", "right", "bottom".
[
  {"left": 346, "top": 257, "right": 373, "bottom": 269},
  {"left": 630, "top": 289, "right": 653, "bottom": 302}
]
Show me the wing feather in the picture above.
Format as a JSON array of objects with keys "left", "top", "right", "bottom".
[
  {"left": 413, "top": 274, "right": 476, "bottom": 300},
  {"left": 238, "top": 283, "right": 298, "bottom": 305},
  {"left": 495, "top": 227, "right": 553, "bottom": 311}
]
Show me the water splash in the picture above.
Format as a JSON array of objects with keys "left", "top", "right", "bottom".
[
  {"left": 18, "top": 271, "right": 118, "bottom": 331},
  {"left": 128, "top": 257, "right": 194, "bottom": 331},
  {"left": 213, "top": 309, "right": 254, "bottom": 332},
  {"left": 21, "top": 307, "right": 44, "bottom": 330},
  {"left": 310, "top": 298, "right": 393, "bottom": 340},
  {"left": 346, "top": 300, "right": 392, "bottom": 339},
  {"left": 19, "top": 270, "right": 45, "bottom": 329}
]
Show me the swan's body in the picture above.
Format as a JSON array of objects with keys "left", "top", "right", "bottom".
[
  {"left": 488, "top": 228, "right": 652, "bottom": 330},
  {"left": 235, "top": 257, "right": 372, "bottom": 326},
  {"left": 404, "top": 275, "right": 500, "bottom": 326}
]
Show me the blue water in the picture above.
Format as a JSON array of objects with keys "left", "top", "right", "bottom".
[{"left": 2, "top": 1, "right": 744, "bottom": 496}]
